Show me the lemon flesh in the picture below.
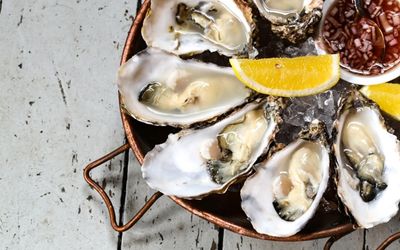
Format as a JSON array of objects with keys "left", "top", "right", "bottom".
[
  {"left": 230, "top": 54, "right": 340, "bottom": 97},
  {"left": 360, "top": 83, "right": 400, "bottom": 121}
]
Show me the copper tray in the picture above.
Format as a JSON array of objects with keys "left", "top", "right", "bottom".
[{"left": 84, "top": 1, "right": 400, "bottom": 248}]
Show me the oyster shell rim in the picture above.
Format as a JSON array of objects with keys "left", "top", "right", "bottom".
[
  {"left": 253, "top": 0, "right": 324, "bottom": 43},
  {"left": 240, "top": 120, "right": 331, "bottom": 237},
  {"left": 141, "top": 0, "right": 258, "bottom": 57},
  {"left": 332, "top": 90, "right": 400, "bottom": 229},
  {"left": 118, "top": 47, "right": 257, "bottom": 129},
  {"left": 141, "top": 99, "right": 282, "bottom": 199}
]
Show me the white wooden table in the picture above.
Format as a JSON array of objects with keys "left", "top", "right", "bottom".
[{"left": 1, "top": 0, "right": 399, "bottom": 249}]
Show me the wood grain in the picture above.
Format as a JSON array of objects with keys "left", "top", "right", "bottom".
[{"left": 0, "top": 0, "right": 136, "bottom": 249}]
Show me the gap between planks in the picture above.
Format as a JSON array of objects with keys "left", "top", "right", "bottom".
[
  {"left": 117, "top": 138, "right": 130, "bottom": 250},
  {"left": 117, "top": 0, "right": 143, "bottom": 247}
]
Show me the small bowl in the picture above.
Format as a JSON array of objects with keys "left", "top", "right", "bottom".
[{"left": 315, "top": 0, "right": 400, "bottom": 85}]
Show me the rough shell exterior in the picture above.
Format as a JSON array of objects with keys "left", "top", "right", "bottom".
[{"left": 254, "top": 0, "right": 323, "bottom": 43}]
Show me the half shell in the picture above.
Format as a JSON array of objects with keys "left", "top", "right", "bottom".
[
  {"left": 142, "top": 0, "right": 257, "bottom": 57},
  {"left": 141, "top": 98, "right": 283, "bottom": 198},
  {"left": 333, "top": 89, "right": 400, "bottom": 228},
  {"left": 241, "top": 120, "right": 330, "bottom": 237},
  {"left": 118, "top": 48, "right": 254, "bottom": 128}
]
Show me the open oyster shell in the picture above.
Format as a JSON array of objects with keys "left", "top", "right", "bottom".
[
  {"left": 118, "top": 48, "right": 254, "bottom": 128},
  {"left": 142, "top": 0, "right": 257, "bottom": 57},
  {"left": 141, "top": 98, "right": 283, "bottom": 198},
  {"left": 241, "top": 120, "right": 330, "bottom": 237},
  {"left": 333, "top": 89, "right": 400, "bottom": 228},
  {"left": 253, "top": 0, "right": 323, "bottom": 43}
]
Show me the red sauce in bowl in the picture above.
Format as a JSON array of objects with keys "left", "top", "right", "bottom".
[{"left": 322, "top": 0, "right": 400, "bottom": 75}]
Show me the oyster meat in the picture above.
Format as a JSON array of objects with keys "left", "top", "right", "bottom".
[
  {"left": 142, "top": 0, "right": 257, "bottom": 57},
  {"left": 241, "top": 120, "right": 330, "bottom": 237},
  {"left": 141, "top": 99, "right": 282, "bottom": 198},
  {"left": 118, "top": 48, "right": 254, "bottom": 128},
  {"left": 333, "top": 90, "right": 400, "bottom": 228},
  {"left": 253, "top": 0, "right": 323, "bottom": 43}
]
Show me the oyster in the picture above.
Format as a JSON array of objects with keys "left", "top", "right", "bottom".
[
  {"left": 141, "top": 98, "right": 283, "bottom": 198},
  {"left": 118, "top": 48, "right": 254, "bottom": 128},
  {"left": 253, "top": 0, "right": 323, "bottom": 43},
  {"left": 333, "top": 90, "right": 400, "bottom": 228},
  {"left": 142, "top": 0, "right": 257, "bottom": 57},
  {"left": 241, "top": 120, "right": 330, "bottom": 237}
]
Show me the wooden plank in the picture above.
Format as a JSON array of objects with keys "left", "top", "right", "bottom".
[
  {"left": 365, "top": 213, "right": 400, "bottom": 250},
  {"left": 121, "top": 153, "right": 219, "bottom": 249},
  {"left": 0, "top": 0, "right": 138, "bottom": 249},
  {"left": 223, "top": 229, "right": 364, "bottom": 250}
]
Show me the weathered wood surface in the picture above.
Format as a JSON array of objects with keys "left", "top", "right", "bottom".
[
  {"left": 0, "top": 0, "right": 135, "bottom": 249},
  {"left": 223, "top": 230, "right": 363, "bottom": 250},
  {"left": 1, "top": 0, "right": 400, "bottom": 249}
]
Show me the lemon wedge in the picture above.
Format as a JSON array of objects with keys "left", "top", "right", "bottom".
[
  {"left": 229, "top": 54, "right": 340, "bottom": 97},
  {"left": 360, "top": 83, "right": 400, "bottom": 121}
]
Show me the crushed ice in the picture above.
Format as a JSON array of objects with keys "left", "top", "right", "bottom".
[{"left": 281, "top": 82, "right": 348, "bottom": 138}]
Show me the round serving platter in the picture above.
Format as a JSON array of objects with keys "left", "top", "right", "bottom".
[{"left": 84, "top": 0, "right": 400, "bottom": 248}]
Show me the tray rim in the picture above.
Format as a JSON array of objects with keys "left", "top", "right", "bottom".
[{"left": 119, "top": 0, "right": 356, "bottom": 241}]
